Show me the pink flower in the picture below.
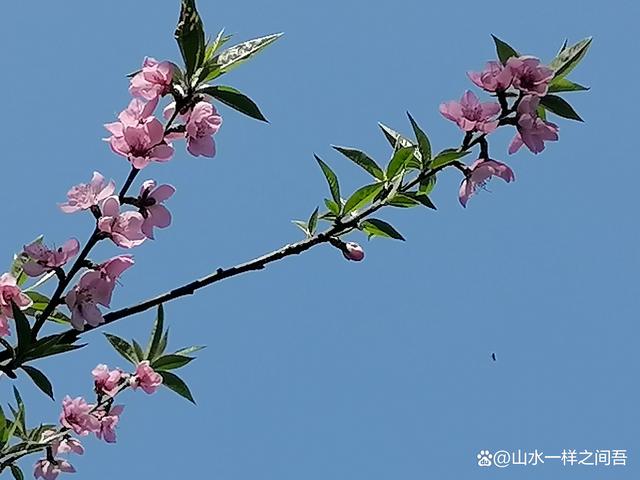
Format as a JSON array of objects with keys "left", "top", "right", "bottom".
[
  {"left": 22, "top": 239, "right": 80, "bottom": 277},
  {"left": 105, "top": 98, "right": 174, "bottom": 169},
  {"left": 138, "top": 180, "right": 175, "bottom": 239},
  {"left": 185, "top": 102, "right": 223, "bottom": 157},
  {"left": 131, "top": 361, "right": 163, "bottom": 394},
  {"left": 98, "top": 196, "right": 146, "bottom": 248},
  {"left": 59, "top": 172, "right": 115, "bottom": 214},
  {"left": 129, "top": 57, "right": 173, "bottom": 100},
  {"left": 458, "top": 159, "right": 515, "bottom": 207},
  {"left": 506, "top": 56, "right": 554, "bottom": 96},
  {"left": 0, "top": 273, "right": 33, "bottom": 336},
  {"left": 55, "top": 437, "right": 84, "bottom": 456},
  {"left": 34, "top": 459, "right": 76, "bottom": 480},
  {"left": 65, "top": 277, "right": 104, "bottom": 330},
  {"left": 59, "top": 396, "right": 100, "bottom": 436},
  {"left": 468, "top": 61, "right": 513, "bottom": 92},
  {"left": 95, "top": 255, "right": 135, "bottom": 307},
  {"left": 92, "top": 364, "right": 123, "bottom": 397},
  {"left": 65, "top": 256, "right": 134, "bottom": 330},
  {"left": 440, "top": 91, "right": 500, "bottom": 134},
  {"left": 343, "top": 242, "right": 365, "bottom": 262},
  {"left": 96, "top": 405, "right": 124, "bottom": 443},
  {"left": 41, "top": 430, "right": 85, "bottom": 456},
  {"left": 508, "top": 96, "right": 559, "bottom": 154}
]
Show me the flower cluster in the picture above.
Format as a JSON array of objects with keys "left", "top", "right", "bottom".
[
  {"left": 34, "top": 362, "right": 163, "bottom": 479},
  {"left": 440, "top": 53, "right": 561, "bottom": 206}
]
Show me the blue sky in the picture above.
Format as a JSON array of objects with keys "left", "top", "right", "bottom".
[{"left": 0, "top": 0, "right": 638, "bottom": 479}]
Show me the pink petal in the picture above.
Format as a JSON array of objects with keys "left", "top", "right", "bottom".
[
  {"left": 150, "top": 184, "right": 175, "bottom": 202},
  {"left": 187, "top": 135, "right": 215, "bottom": 157},
  {"left": 149, "top": 205, "right": 172, "bottom": 228}
]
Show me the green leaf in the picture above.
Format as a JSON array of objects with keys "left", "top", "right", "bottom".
[
  {"left": 342, "top": 183, "right": 385, "bottom": 216},
  {"left": 419, "top": 176, "right": 436, "bottom": 196},
  {"left": 160, "top": 371, "right": 196, "bottom": 404},
  {"left": 205, "top": 29, "right": 232, "bottom": 61},
  {"left": 332, "top": 146, "right": 385, "bottom": 180},
  {"left": 22, "top": 333, "right": 84, "bottom": 362},
  {"left": 292, "top": 220, "right": 310, "bottom": 237},
  {"left": 307, "top": 207, "right": 319, "bottom": 235},
  {"left": 431, "top": 149, "right": 470, "bottom": 170},
  {"left": 210, "top": 33, "right": 283, "bottom": 77},
  {"left": 378, "top": 123, "right": 415, "bottom": 150},
  {"left": 24, "top": 291, "right": 70, "bottom": 325},
  {"left": 0, "top": 406, "right": 6, "bottom": 445},
  {"left": 104, "top": 334, "right": 137, "bottom": 365},
  {"left": 324, "top": 198, "right": 340, "bottom": 216},
  {"left": 175, "top": 0, "right": 206, "bottom": 78},
  {"left": 21, "top": 366, "right": 54, "bottom": 400},
  {"left": 157, "top": 330, "right": 169, "bottom": 358},
  {"left": 174, "top": 345, "right": 205, "bottom": 356},
  {"left": 10, "top": 465, "right": 24, "bottom": 480},
  {"left": 10, "top": 387, "right": 26, "bottom": 437},
  {"left": 152, "top": 354, "right": 194, "bottom": 371},
  {"left": 13, "top": 386, "right": 23, "bottom": 409},
  {"left": 387, "top": 146, "right": 414, "bottom": 179},
  {"left": 199, "top": 85, "right": 267, "bottom": 122},
  {"left": 147, "top": 305, "right": 165, "bottom": 361},
  {"left": 491, "top": 35, "right": 519, "bottom": 65},
  {"left": 132, "top": 339, "right": 144, "bottom": 362},
  {"left": 314, "top": 155, "right": 341, "bottom": 207},
  {"left": 10, "top": 254, "right": 29, "bottom": 288},
  {"left": 12, "top": 303, "right": 32, "bottom": 355},
  {"left": 548, "top": 37, "right": 592, "bottom": 79},
  {"left": 407, "top": 192, "right": 437, "bottom": 210},
  {"left": 537, "top": 105, "right": 547, "bottom": 121},
  {"left": 360, "top": 219, "right": 405, "bottom": 241},
  {"left": 548, "top": 78, "right": 589, "bottom": 93},
  {"left": 388, "top": 194, "right": 419, "bottom": 208},
  {"left": 540, "top": 94, "right": 583, "bottom": 121},
  {"left": 407, "top": 113, "right": 432, "bottom": 166}
]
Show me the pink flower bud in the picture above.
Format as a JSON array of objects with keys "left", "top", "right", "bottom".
[{"left": 343, "top": 242, "right": 365, "bottom": 261}]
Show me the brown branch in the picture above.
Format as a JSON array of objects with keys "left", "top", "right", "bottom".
[{"left": 67, "top": 164, "right": 454, "bottom": 337}]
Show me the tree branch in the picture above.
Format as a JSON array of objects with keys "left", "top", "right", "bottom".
[{"left": 66, "top": 164, "right": 452, "bottom": 337}]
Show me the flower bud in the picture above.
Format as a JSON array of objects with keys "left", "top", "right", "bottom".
[{"left": 342, "top": 242, "right": 365, "bottom": 262}]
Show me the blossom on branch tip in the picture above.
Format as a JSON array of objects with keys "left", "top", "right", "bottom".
[
  {"left": 458, "top": 159, "right": 515, "bottom": 207},
  {"left": 468, "top": 61, "right": 513, "bottom": 92},
  {"left": 22, "top": 239, "right": 80, "bottom": 277},
  {"left": 98, "top": 196, "right": 146, "bottom": 248},
  {"left": 343, "top": 242, "right": 365, "bottom": 262},
  {"left": 185, "top": 101, "right": 223, "bottom": 157},
  {"left": 130, "top": 361, "right": 163, "bottom": 394},
  {"left": 59, "top": 172, "right": 115, "bottom": 214},
  {"left": 0, "top": 273, "right": 33, "bottom": 336},
  {"left": 506, "top": 56, "right": 554, "bottom": 97},
  {"left": 34, "top": 458, "right": 76, "bottom": 480},
  {"left": 104, "top": 98, "right": 174, "bottom": 169},
  {"left": 59, "top": 396, "right": 100, "bottom": 436},
  {"left": 129, "top": 57, "right": 173, "bottom": 100},
  {"left": 138, "top": 180, "right": 175, "bottom": 239},
  {"left": 440, "top": 90, "right": 500, "bottom": 134},
  {"left": 508, "top": 95, "right": 559, "bottom": 154}
]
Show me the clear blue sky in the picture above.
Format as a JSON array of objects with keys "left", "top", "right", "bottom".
[{"left": 0, "top": 1, "right": 637, "bottom": 479}]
